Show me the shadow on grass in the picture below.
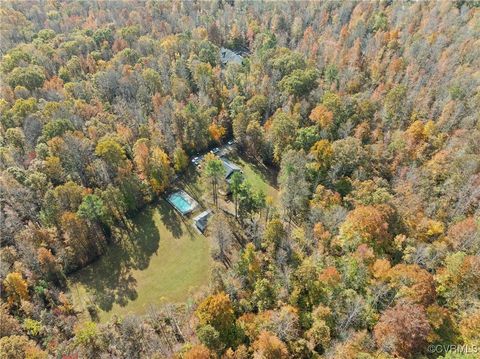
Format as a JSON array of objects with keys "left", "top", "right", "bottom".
[
  {"left": 72, "top": 202, "right": 185, "bottom": 312},
  {"left": 157, "top": 199, "right": 183, "bottom": 239}
]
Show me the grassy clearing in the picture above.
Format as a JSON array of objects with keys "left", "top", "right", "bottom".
[
  {"left": 69, "top": 154, "right": 277, "bottom": 322},
  {"left": 231, "top": 156, "right": 279, "bottom": 202},
  {"left": 69, "top": 199, "right": 212, "bottom": 322}
]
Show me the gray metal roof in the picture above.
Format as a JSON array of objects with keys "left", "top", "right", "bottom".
[
  {"left": 193, "top": 210, "right": 211, "bottom": 232},
  {"left": 220, "top": 47, "right": 243, "bottom": 66},
  {"left": 221, "top": 158, "right": 241, "bottom": 179}
]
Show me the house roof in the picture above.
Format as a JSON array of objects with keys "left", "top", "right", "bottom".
[
  {"left": 193, "top": 210, "right": 211, "bottom": 233},
  {"left": 221, "top": 158, "right": 241, "bottom": 179},
  {"left": 220, "top": 47, "right": 243, "bottom": 66}
]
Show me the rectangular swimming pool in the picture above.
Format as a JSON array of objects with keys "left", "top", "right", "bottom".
[{"left": 167, "top": 190, "right": 198, "bottom": 215}]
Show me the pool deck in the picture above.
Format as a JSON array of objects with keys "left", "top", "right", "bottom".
[{"left": 166, "top": 190, "right": 199, "bottom": 215}]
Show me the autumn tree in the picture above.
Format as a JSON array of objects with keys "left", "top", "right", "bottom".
[
  {"left": 173, "top": 147, "right": 189, "bottom": 173},
  {"left": 252, "top": 331, "right": 289, "bottom": 359},
  {"left": 3, "top": 272, "right": 29, "bottom": 308},
  {"left": 184, "top": 344, "right": 213, "bottom": 359},
  {"left": 196, "top": 292, "right": 241, "bottom": 349},
  {"left": 309, "top": 105, "right": 333, "bottom": 130},
  {"left": 374, "top": 301, "right": 431, "bottom": 358},
  {"left": 338, "top": 205, "right": 392, "bottom": 253},
  {"left": 0, "top": 335, "right": 46, "bottom": 359}
]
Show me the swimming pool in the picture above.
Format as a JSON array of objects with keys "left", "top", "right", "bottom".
[{"left": 167, "top": 191, "right": 198, "bottom": 215}]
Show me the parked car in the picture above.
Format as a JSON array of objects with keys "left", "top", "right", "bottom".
[
  {"left": 210, "top": 147, "right": 220, "bottom": 154},
  {"left": 227, "top": 139, "right": 234, "bottom": 145}
]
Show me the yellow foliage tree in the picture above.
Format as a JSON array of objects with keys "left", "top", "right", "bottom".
[{"left": 3, "top": 272, "right": 29, "bottom": 307}]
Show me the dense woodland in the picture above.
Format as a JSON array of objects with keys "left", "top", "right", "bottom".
[{"left": 0, "top": 1, "right": 479, "bottom": 358}]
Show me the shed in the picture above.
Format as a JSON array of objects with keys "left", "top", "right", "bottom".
[{"left": 193, "top": 210, "right": 211, "bottom": 233}]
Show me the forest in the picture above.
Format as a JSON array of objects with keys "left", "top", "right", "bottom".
[{"left": 0, "top": 0, "right": 479, "bottom": 358}]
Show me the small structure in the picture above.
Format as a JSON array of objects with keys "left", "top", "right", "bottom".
[
  {"left": 220, "top": 47, "right": 243, "bottom": 66},
  {"left": 193, "top": 210, "right": 211, "bottom": 233},
  {"left": 167, "top": 190, "right": 198, "bottom": 215},
  {"left": 221, "top": 158, "right": 242, "bottom": 180}
]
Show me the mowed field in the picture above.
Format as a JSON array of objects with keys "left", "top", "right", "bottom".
[{"left": 69, "top": 200, "right": 212, "bottom": 322}]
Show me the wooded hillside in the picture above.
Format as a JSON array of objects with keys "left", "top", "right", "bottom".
[{"left": 0, "top": 1, "right": 479, "bottom": 358}]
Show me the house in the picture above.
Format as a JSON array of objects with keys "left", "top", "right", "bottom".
[
  {"left": 220, "top": 47, "right": 243, "bottom": 66},
  {"left": 221, "top": 158, "right": 241, "bottom": 180},
  {"left": 193, "top": 210, "right": 211, "bottom": 233}
]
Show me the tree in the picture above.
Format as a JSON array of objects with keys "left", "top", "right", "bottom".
[
  {"left": 459, "top": 309, "right": 480, "bottom": 346},
  {"left": 1, "top": 48, "right": 31, "bottom": 73},
  {"left": 309, "top": 140, "right": 333, "bottom": 184},
  {"left": 184, "top": 344, "right": 213, "bottom": 359},
  {"left": 309, "top": 105, "right": 333, "bottom": 129},
  {"left": 270, "top": 49, "right": 306, "bottom": 77},
  {"left": 133, "top": 138, "right": 149, "bottom": 179},
  {"left": 196, "top": 292, "right": 240, "bottom": 348},
  {"left": 0, "top": 335, "right": 46, "bottom": 359},
  {"left": 37, "top": 247, "right": 61, "bottom": 282},
  {"left": 0, "top": 305, "right": 21, "bottom": 338},
  {"left": 279, "top": 68, "right": 318, "bottom": 98},
  {"left": 196, "top": 325, "right": 224, "bottom": 353},
  {"left": 306, "top": 319, "right": 330, "bottom": 354},
  {"left": 142, "top": 68, "right": 162, "bottom": 95},
  {"left": 338, "top": 205, "right": 392, "bottom": 252},
  {"left": 374, "top": 301, "right": 431, "bottom": 358},
  {"left": 3, "top": 272, "right": 29, "bottom": 308},
  {"left": 386, "top": 264, "right": 436, "bottom": 306},
  {"left": 148, "top": 147, "right": 172, "bottom": 194},
  {"left": 384, "top": 85, "right": 409, "bottom": 128},
  {"left": 60, "top": 211, "right": 103, "bottom": 269},
  {"left": 330, "top": 137, "right": 368, "bottom": 180},
  {"left": 237, "top": 243, "right": 262, "bottom": 288},
  {"left": 252, "top": 331, "right": 289, "bottom": 359},
  {"left": 40, "top": 119, "right": 74, "bottom": 142},
  {"left": 237, "top": 182, "right": 266, "bottom": 221},
  {"left": 77, "top": 194, "right": 110, "bottom": 235},
  {"left": 8, "top": 65, "right": 45, "bottom": 90},
  {"left": 268, "top": 110, "right": 298, "bottom": 162},
  {"left": 209, "top": 123, "right": 226, "bottom": 143},
  {"left": 202, "top": 153, "right": 225, "bottom": 208},
  {"left": 74, "top": 321, "right": 102, "bottom": 357},
  {"left": 294, "top": 126, "right": 320, "bottom": 152},
  {"left": 279, "top": 150, "right": 310, "bottom": 224},
  {"left": 245, "top": 120, "right": 266, "bottom": 159},
  {"left": 95, "top": 136, "right": 127, "bottom": 175},
  {"left": 211, "top": 214, "right": 233, "bottom": 265},
  {"left": 253, "top": 278, "right": 276, "bottom": 311},
  {"left": 173, "top": 147, "right": 188, "bottom": 173},
  {"left": 229, "top": 171, "right": 244, "bottom": 219},
  {"left": 262, "top": 219, "right": 286, "bottom": 254},
  {"left": 436, "top": 253, "right": 480, "bottom": 310}
]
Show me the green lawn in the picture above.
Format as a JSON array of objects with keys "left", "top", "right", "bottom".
[
  {"left": 232, "top": 156, "right": 279, "bottom": 202},
  {"left": 69, "top": 199, "right": 212, "bottom": 322}
]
